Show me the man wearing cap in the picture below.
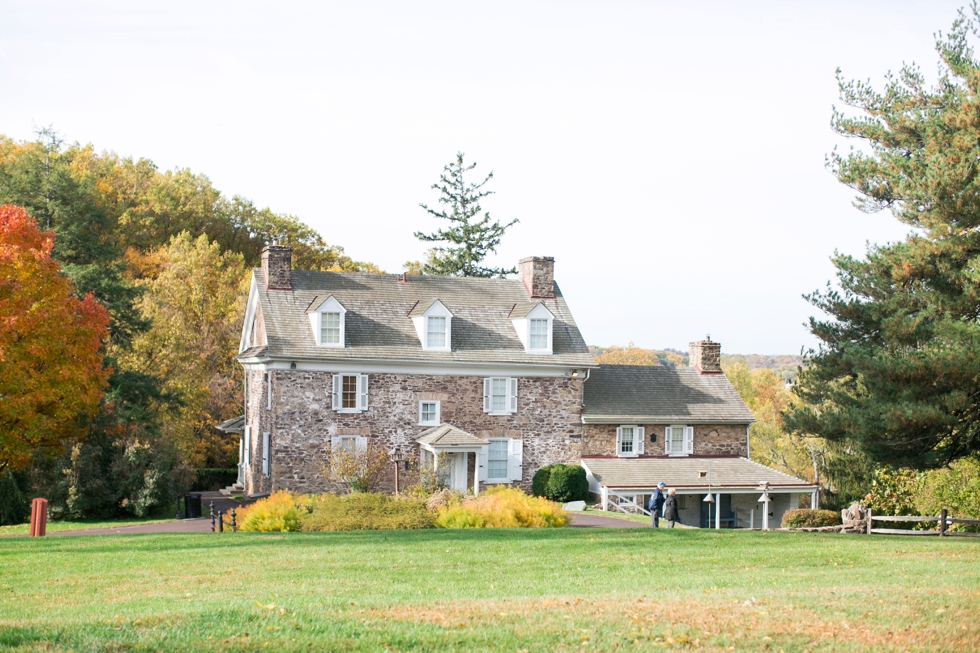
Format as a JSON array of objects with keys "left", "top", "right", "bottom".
[{"left": 648, "top": 482, "right": 667, "bottom": 528}]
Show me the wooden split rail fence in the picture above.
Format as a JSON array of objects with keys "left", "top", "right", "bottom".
[{"left": 867, "top": 508, "right": 980, "bottom": 537}]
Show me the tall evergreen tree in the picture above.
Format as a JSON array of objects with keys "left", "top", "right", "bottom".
[
  {"left": 414, "top": 152, "right": 518, "bottom": 277},
  {"left": 786, "top": 7, "right": 980, "bottom": 469}
]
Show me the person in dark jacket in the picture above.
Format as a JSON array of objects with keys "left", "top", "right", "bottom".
[
  {"left": 648, "top": 482, "right": 667, "bottom": 527},
  {"left": 663, "top": 488, "right": 679, "bottom": 528}
]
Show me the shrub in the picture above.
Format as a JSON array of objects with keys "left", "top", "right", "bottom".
[
  {"left": 435, "top": 487, "right": 568, "bottom": 528},
  {"left": 192, "top": 468, "right": 239, "bottom": 492},
  {"left": 300, "top": 493, "right": 435, "bottom": 532},
  {"left": 235, "top": 491, "right": 311, "bottom": 532},
  {"left": 544, "top": 465, "right": 589, "bottom": 503},
  {"left": 531, "top": 465, "right": 554, "bottom": 497},
  {"left": 782, "top": 509, "right": 840, "bottom": 529},
  {"left": 0, "top": 471, "right": 29, "bottom": 525}
]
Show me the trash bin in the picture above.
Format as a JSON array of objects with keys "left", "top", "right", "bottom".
[{"left": 185, "top": 493, "right": 202, "bottom": 519}]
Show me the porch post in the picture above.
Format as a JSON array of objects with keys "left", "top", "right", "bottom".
[
  {"left": 473, "top": 453, "right": 479, "bottom": 496},
  {"left": 237, "top": 436, "right": 245, "bottom": 485},
  {"left": 601, "top": 486, "right": 609, "bottom": 511},
  {"left": 714, "top": 493, "right": 721, "bottom": 529},
  {"left": 810, "top": 490, "right": 818, "bottom": 509}
]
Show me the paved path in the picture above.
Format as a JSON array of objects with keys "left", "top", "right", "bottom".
[{"left": 569, "top": 513, "right": 649, "bottom": 528}]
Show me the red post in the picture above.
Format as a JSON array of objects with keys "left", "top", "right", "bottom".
[{"left": 29, "top": 498, "right": 48, "bottom": 537}]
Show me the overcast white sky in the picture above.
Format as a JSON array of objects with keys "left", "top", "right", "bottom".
[{"left": 0, "top": 1, "right": 963, "bottom": 354}]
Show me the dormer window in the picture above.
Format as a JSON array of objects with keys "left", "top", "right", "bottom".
[
  {"left": 512, "top": 302, "right": 554, "bottom": 354},
  {"left": 307, "top": 295, "right": 346, "bottom": 348},
  {"left": 427, "top": 316, "right": 447, "bottom": 348},
  {"left": 410, "top": 299, "right": 453, "bottom": 352}
]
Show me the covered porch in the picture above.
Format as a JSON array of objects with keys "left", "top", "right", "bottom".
[
  {"left": 416, "top": 424, "right": 489, "bottom": 495},
  {"left": 580, "top": 456, "right": 819, "bottom": 529}
]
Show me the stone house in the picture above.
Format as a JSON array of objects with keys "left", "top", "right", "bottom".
[{"left": 223, "top": 245, "right": 816, "bottom": 528}]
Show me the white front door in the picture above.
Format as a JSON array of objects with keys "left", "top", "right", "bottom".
[{"left": 451, "top": 452, "right": 468, "bottom": 491}]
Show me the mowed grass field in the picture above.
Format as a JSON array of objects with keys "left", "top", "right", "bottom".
[{"left": 1, "top": 528, "right": 978, "bottom": 652}]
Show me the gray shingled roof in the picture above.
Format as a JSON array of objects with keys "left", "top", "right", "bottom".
[
  {"left": 215, "top": 415, "right": 245, "bottom": 434},
  {"left": 416, "top": 424, "right": 490, "bottom": 447},
  {"left": 244, "top": 270, "right": 594, "bottom": 366},
  {"left": 581, "top": 456, "right": 814, "bottom": 490},
  {"left": 583, "top": 365, "right": 755, "bottom": 423}
]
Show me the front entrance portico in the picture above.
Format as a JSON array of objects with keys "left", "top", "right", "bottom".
[{"left": 416, "top": 424, "right": 490, "bottom": 495}]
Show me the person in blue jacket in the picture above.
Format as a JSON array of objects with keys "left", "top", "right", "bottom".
[{"left": 648, "top": 482, "right": 667, "bottom": 528}]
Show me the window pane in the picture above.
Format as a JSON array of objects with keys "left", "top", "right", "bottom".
[
  {"left": 670, "top": 427, "right": 684, "bottom": 453},
  {"left": 421, "top": 402, "right": 437, "bottom": 423},
  {"left": 620, "top": 427, "right": 634, "bottom": 453},
  {"left": 489, "top": 440, "right": 508, "bottom": 459},
  {"left": 339, "top": 437, "right": 355, "bottom": 451},
  {"left": 427, "top": 317, "right": 446, "bottom": 348},
  {"left": 491, "top": 378, "right": 508, "bottom": 412},
  {"left": 342, "top": 375, "right": 358, "bottom": 408},
  {"left": 321, "top": 312, "right": 341, "bottom": 344},
  {"left": 529, "top": 319, "right": 549, "bottom": 349},
  {"left": 488, "top": 460, "right": 508, "bottom": 479}
]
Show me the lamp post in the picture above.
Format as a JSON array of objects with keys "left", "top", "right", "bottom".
[
  {"left": 758, "top": 482, "right": 771, "bottom": 530},
  {"left": 391, "top": 450, "right": 406, "bottom": 494}
]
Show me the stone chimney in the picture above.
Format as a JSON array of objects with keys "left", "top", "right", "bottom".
[
  {"left": 689, "top": 337, "right": 722, "bottom": 375},
  {"left": 518, "top": 256, "right": 555, "bottom": 298},
  {"left": 261, "top": 245, "right": 292, "bottom": 290}
]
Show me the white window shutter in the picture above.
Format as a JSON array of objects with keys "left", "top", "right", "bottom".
[
  {"left": 262, "top": 432, "right": 271, "bottom": 476},
  {"left": 483, "top": 378, "right": 491, "bottom": 413},
  {"left": 615, "top": 427, "right": 623, "bottom": 455},
  {"left": 332, "top": 374, "right": 341, "bottom": 410},
  {"left": 358, "top": 374, "right": 369, "bottom": 411},
  {"left": 355, "top": 436, "right": 368, "bottom": 453},
  {"left": 684, "top": 426, "right": 694, "bottom": 454},
  {"left": 330, "top": 436, "right": 342, "bottom": 451},
  {"left": 244, "top": 426, "right": 251, "bottom": 465},
  {"left": 636, "top": 427, "right": 645, "bottom": 455},
  {"left": 507, "top": 439, "right": 523, "bottom": 482},
  {"left": 476, "top": 445, "right": 488, "bottom": 482},
  {"left": 508, "top": 378, "right": 518, "bottom": 413},
  {"left": 664, "top": 427, "right": 671, "bottom": 454}
]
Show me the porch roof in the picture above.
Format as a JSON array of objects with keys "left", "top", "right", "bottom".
[
  {"left": 415, "top": 424, "right": 490, "bottom": 447},
  {"left": 581, "top": 456, "right": 816, "bottom": 492}
]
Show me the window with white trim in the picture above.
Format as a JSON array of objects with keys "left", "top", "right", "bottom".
[
  {"left": 426, "top": 316, "right": 446, "bottom": 348},
  {"left": 262, "top": 432, "right": 271, "bottom": 477},
  {"left": 419, "top": 400, "right": 440, "bottom": 426},
  {"left": 331, "top": 435, "right": 367, "bottom": 453},
  {"left": 664, "top": 425, "right": 694, "bottom": 456},
  {"left": 332, "top": 374, "right": 369, "bottom": 412},
  {"left": 529, "top": 318, "right": 549, "bottom": 350},
  {"left": 616, "top": 425, "right": 645, "bottom": 458},
  {"left": 487, "top": 439, "right": 509, "bottom": 480},
  {"left": 479, "top": 438, "right": 523, "bottom": 483},
  {"left": 321, "top": 312, "right": 341, "bottom": 345},
  {"left": 483, "top": 377, "right": 518, "bottom": 415}
]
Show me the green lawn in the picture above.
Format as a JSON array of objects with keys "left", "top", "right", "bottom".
[{"left": 1, "top": 529, "right": 978, "bottom": 652}]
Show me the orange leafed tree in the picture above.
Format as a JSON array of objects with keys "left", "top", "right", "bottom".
[{"left": 0, "top": 204, "right": 109, "bottom": 473}]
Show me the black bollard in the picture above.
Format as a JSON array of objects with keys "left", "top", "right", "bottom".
[
  {"left": 175, "top": 496, "right": 184, "bottom": 521},
  {"left": 210, "top": 502, "right": 216, "bottom": 532},
  {"left": 217, "top": 509, "right": 224, "bottom": 533},
  {"left": 230, "top": 508, "right": 237, "bottom": 533}
]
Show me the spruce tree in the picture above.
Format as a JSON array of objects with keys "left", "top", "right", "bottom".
[
  {"left": 414, "top": 152, "right": 518, "bottom": 277},
  {"left": 787, "top": 7, "right": 980, "bottom": 469}
]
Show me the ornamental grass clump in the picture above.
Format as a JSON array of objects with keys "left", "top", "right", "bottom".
[
  {"left": 435, "top": 487, "right": 568, "bottom": 528},
  {"left": 234, "top": 491, "right": 312, "bottom": 532},
  {"left": 300, "top": 492, "right": 435, "bottom": 532},
  {"left": 781, "top": 509, "right": 840, "bottom": 529}
]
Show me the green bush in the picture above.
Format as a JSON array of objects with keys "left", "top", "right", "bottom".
[
  {"left": 544, "top": 465, "right": 589, "bottom": 503},
  {"left": 531, "top": 465, "right": 554, "bottom": 497},
  {"left": 782, "top": 509, "right": 840, "bottom": 529},
  {"left": 192, "top": 468, "right": 239, "bottom": 492},
  {"left": 300, "top": 493, "right": 435, "bottom": 532},
  {"left": 0, "top": 471, "right": 29, "bottom": 526}
]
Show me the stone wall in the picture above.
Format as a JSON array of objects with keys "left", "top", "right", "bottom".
[
  {"left": 261, "top": 245, "right": 292, "bottom": 290},
  {"left": 245, "top": 370, "right": 585, "bottom": 495},
  {"left": 583, "top": 423, "right": 748, "bottom": 457},
  {"left": 518, "top": 256, "right": 555, "bottom": 298}
]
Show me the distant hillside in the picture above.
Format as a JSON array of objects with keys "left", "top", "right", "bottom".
[{"left": 589, "top": 344, "right": 802, "bottom": 382}]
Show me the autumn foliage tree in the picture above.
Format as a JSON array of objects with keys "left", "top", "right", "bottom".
[{"left": 0, "top": 204, "right": 109, "bottom": 473}]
